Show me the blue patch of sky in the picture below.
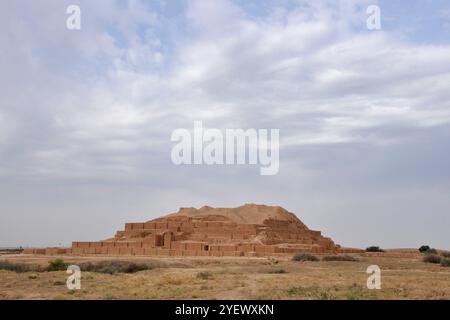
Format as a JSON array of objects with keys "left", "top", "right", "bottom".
[{"left": 378, "top": 0, "right": 450, "bottom": 44}]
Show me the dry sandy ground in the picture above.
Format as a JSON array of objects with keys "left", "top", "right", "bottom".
[{"left": 0, "top": 254, "right": 449, "bottom": 300}]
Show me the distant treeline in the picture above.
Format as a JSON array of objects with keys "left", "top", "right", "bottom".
[{"left": 0, "top": 247, "right": 24, "bottom": 253}]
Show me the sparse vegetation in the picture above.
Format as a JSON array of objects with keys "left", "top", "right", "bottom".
[
  {"left": 0, "top": 259, "right": 70, "bottom": 273},
  {"left": 285, "top": 286, "right": 336, "bottom": 299},
  {"left": 1, "top": 254, "right": 450, "bottom": 300},
  {"left": 322, "top": 255, "right": 359, "bottom": 262},
  {"left": 440, "top": 258, "right": 450, "bottom": 267},
  {"left": 423, "top": 254, "right": 442, "bottom": 264},
  {"left": 292, "top": 253, "right": 319, "bottom": 262},
  {"left": 104, "top": 292, "right": 117, "bottom": 300},
  {"left": 424, "top": 248, "right": 438, "bottom": 254},
  {"left": 0, "top": 261, "right": 37, "bottom": 273},
  {"left": 366, "top": 246, "right": 384, "bottom": 253},
  {"left": 440, "top": 251, "right": 450, "bottom": 258},
  {"left": 79, "top": 260, "right": 151, "bottom": 274}
]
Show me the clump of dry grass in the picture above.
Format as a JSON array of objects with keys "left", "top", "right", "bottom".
[
  {"left": 196, "top": 271, "right": 212, "bottom": 280},
  {"left": 267, "top": 268, "right": 287, "bottom": 274},
  {"left": 292, "top": 254, "right": 319, "bottom": 262},
  {"left": 322, "top": 255, "right": 359, "bottom": 262},
  {"left": 423, "top": 254, "right": 442, "bottom": 264},
  {"left": 0, "top": 261, "right": 39, "bottom": 273},
  {"left": 0, "top": 259, "right": 74, "bottom": 273},
  {"left": 440, "top": 258, "right": 450, "bottom": 267},
  {"left": 79, "top": 261, "right": 152, "bottom": 274}
]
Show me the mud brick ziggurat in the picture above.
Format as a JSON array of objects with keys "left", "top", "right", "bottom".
[{"left": 25, "top": 204, "right": 359, "bottom": 257}]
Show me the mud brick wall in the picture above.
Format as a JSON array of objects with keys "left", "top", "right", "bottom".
[
  {"left": 167, "top": 222, "right": 182, "bottom": 231},
  {"left": 115, "top": 231, "right": 125, "bottom": 238},
  {"left": 132, "top": 248, "right": 145, "bottom": 256},
  {"left": 155, "top": 234, "right": 164, "bottom": 246},
  {"left": 143, "top": 236, "right": 156, "bottom": 247},
  {"left": 125, "top": 223, "right": 145, "bottom": 231},
  {"left": 144, "top": 222, "right": 156, "bottom": 229},
  {"left": 144, "top": 248, "right": 157, "bottom": 255},
  {"left": 192, "top": 242, "right": 206, "bottom": 251},
  {"left": 155, "top": 222, "right": 168, "bottom": 230},
  {"left": 32, "top": 207, "right": 341, "bottom": 257},
  {"left": 163, "top": 232, "right": 173, "bottom": 249},
  {"left": 101, "top": 241, "right": 116, "bottom": 247}
]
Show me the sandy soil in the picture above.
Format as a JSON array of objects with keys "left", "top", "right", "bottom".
[{"left": 0, "top": 254, "right": 449, "bottom": 300}]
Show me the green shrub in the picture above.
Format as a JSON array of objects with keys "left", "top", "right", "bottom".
[
  {"left": 423, "top": 254, "right": 442, "bottom": 264},
  {"left": 419, "top": 245, "right": 430, "bottom": 253},
  {"left": 366, "top": 246, "right": 384, "bottom": 253},
  {"left": 47, "top": 259, "right": 69, "bottom": 272},
  {"left": 426, "top": 248, "right": 438, "bottom": 254},
  {"left": 322, "top": 255, "right": 359, "bottom": 262},
  {"left": 292, "top": 253, "right": 319, "bottom": 262}
]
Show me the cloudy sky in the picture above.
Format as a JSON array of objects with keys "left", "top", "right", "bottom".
[{"left": 0, "top": 0, "right": 449, "bottom": 249}]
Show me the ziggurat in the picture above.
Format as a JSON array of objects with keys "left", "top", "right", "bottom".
[{"left": 25, "top": 204, "right": 346, "bottom": 257}]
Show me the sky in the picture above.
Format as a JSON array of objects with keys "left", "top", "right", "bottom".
[{"left": 0, "top": 0, "right": 449, "bottom": 249}]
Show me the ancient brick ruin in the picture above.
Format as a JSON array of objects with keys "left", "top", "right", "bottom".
[{"left": 25, "top": 204, "right": 343, "bottom": 257}]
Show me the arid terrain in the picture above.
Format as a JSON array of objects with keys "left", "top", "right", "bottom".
[{"left": 0, "top": 253, "right": 449, "bottom": 300}]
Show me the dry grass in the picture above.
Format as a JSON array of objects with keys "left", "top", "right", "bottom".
[{"left": 0, "top": 254, "right": 449, "bottom": 300}]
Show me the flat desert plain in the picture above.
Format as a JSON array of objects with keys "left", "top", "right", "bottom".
[{"left": 0, "top": 253, "right": 449, "bottom": 300}]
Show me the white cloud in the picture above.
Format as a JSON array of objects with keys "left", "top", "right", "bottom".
[{"left": 2, "top": 0, "right": 450, "bottom": 177}]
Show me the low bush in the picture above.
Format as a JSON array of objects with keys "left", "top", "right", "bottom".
[
  {"left": 440, "top": 251, "right": 450, "bottom": 258},
  {"left": 79, "top": 261, "right": 151, "bottom": 274},
  {"left": 0, "top": 261, "right": 36, "bottom": 273},
  {"left": 419, "top": 245, "right": 430, "bottom": 253},
  {"left": 292, "top": 254, "right": 319, "bottom": 262},
  {"left": 440, "top": 258, "right": 450, "bottom": 267},
  {"left": 365, "top": 246, "right": 384, "bottom": 253},
  {"left": 47, "top": 259, "right": 69, "bottom": 272},
  {"left": 322, "top": 255, "right": 359, "bottom": 262},
  {"left": 422, "top": 254, "right": 442, "bottom": 264}
]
